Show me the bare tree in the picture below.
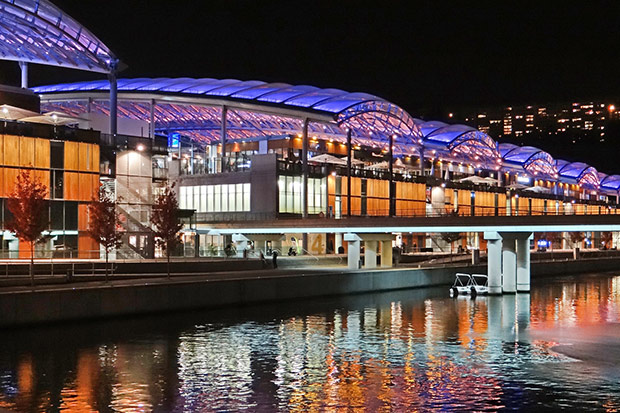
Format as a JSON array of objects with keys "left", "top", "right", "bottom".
[
  {"left": 6, "top": 170, "right": 48, "bottom": 286},
  {"left": 88, "top": 186, "right": 123, "bottom": 282},
  {"left": 150, "top": 183, "right": 184, "bottom": 279}
]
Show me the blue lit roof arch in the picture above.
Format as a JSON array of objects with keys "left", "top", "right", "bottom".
[
  {"left": 601, "top": 175, "right": 620, "bottom": 191},
  {"left": 415, "top": 120, "right": 500, "bottom": 167},
  {"left": 498, "top": 144, "right": 558, "bottom": 179},
  {"left": 35, "top": 78, "right": 423, "bottom": 149},
  {"left": 0, "top": 0, "right": 117, "bottom": 73},
  {"left": 557, "top": 161, "right": 600, "bottom": 188}
]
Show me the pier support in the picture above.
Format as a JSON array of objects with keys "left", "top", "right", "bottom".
[
  {"left": 380, "top": 240, "right": 392, "bottom": 267},
  {"left": 484, "top": 232, "right": 503, "bottom": 295},
  {"left": 364, "top": 241, "right": 378, "bottom": 268},
  {"left": 501, "top": 234, "right": 517, "bottom": 294},
  {"left": 345, "top": 233, "right": 361, "bottom": 270},
  {"left": 516, "top": 233, "right": 533, "bottom": 292}
]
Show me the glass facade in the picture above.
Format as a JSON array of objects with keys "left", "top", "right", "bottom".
[
  {"left": 278, "top": 176, "right": 326, "bottom": 214},
  {"left": 179, "top": 183, "right": 250, "bottom": 213}
]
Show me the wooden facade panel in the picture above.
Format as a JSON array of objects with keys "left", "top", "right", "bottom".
[
  {"left": 64, "top": 172, "right": 79, "bottom": 201},
  {"left": 19, "top": 137, "right": 34, "bottom": 167},
  {"left": 64, "top": 141, "right": 79, "bottom": 171},
  {"left": 91, "top": 144, "right": 100, "bottom": 173},
  {"left": 34, "top": 138, "right": 50, "bottom": 169},
  {"left": 3, "top": 135, "right": 19, "bottom": 166},
  {"left": 78, "top": 234, "right": 99, "bottom": 259},
  {"left": 78, "top": 204, "right": 89, "bottom": 231},
  {"left": 78, "top": 143, "right": 91, "bottom": 171},
  {"left": 4, "top": 168, "right": 20, "bottom": 195}
]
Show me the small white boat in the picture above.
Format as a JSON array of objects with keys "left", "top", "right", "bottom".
[{"left": 449, "top": 273, "right": 489, "bottom": 296}]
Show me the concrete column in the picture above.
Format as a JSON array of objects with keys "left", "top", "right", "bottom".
[
  {"left": 484, "top": 232, "right": 503, "bottom": 295},
  {"left": 149, "top": 99, "right": 156, "bottom": 139},
  {"left": 516, "top": 233, "right": 533, "bottom": 292},
  {"left": 301, "top": 118, "right": 309, "bottom": 218},
  {"left": 380, "top": 240, "right": 392, "bottom": 268},
  {"left": 388, "top": 134, "right": 395, "bottom": 216},
  {"left": 346, "top": 129, "right": 352, "bottom": 217},
  {"left": 221, "top": 106, "right": 228, "bottom": 172},
  {"left": 501, "top": 234, "right": 517, "bottom": 294},
  {"left": 418, "top": 146, "right": 425, "bottom": 176},
  {"left": 364, "top": 241, "right": 378, "bottom": 269},
  {"left": 335, "top": 233, "right": 343, "bottom": 253},
  {"left": 19, "top": 61, "right": 28, "bottom": 88},
  {"left": 344, "top": 233, "right": 361, "bottom": 270},
  {"left": 108, "top": 72, "right": 118, "bottom": 136}
]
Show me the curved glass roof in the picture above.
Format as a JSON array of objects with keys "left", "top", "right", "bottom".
[
  {"left": 557, "top": 161, "right": 600, "bottom": 188},
  {"left": 499, "top": 143, "right": 558, "bottom": 178},
  {"left": 0, "top": 0, "right": 116, "bottom": 73},
  {"left": 414, "top": 120, "right": 500, "bottom": 166},
  {"left": 35, "top": 78, "right": 423, "bottom": 151},
  {"left": 601, "top": 175, "right": 620, "bottom": 191}
]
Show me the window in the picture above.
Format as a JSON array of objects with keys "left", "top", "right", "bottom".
[{"left": 50, "top": 141, "right": 64, "bottom": 169}]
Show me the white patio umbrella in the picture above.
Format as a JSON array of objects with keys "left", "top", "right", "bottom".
[
  {"left": 0, "top": 104, "right": 39, "bottom": 120},
  {"left": 19, "top": 111, "right": 86, "bottom": 126},
  {"left": 459, "top": 175, "right": 489, "bottom": 185},
  {"left": 308, "top": 153, "right": 347, "bottom": 166},
  {"left": 341, "top": 156, "right": 364, "bottom": 166}
]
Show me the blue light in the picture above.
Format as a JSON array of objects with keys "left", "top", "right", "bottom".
[{"left": 169, "top": 133, "right": 180, "bottom": 148}]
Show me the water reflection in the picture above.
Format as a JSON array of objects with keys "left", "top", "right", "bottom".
[{"left": 0, "top": 274, "right": 619, "bottom": 411}]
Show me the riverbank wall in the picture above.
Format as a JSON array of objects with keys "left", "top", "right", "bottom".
[{"left": 1, "top": 257, "right": 619, "bottom": 327}]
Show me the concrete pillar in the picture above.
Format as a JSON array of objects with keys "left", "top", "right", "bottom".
[
  {"left": 221, "top": 106, "right": 228, "bottom": 171},
  {"left": 344, "top": 233, "right": 361, "bottom": 270},
  {"left": 108, "top": 72, "right": 118, "bottom": 136},
  {"left": 335, "top": 233, "right": 343, "bottom": 253},
  {"left": 418, "top": 146, "right": 425, "bottom": 176},
  {"left": 19, "top": 61, "right": 28, "bottom": 88},
  {"left": 484, "top": 232, "right": 503, "bottom": 295},
  {"left": 501, "top": 234, "right": 517, "bottom": 294},
  {"left": 301, "top": 118, "right": 309, "bottom": 218},
  {"left": 346, "top": 129, "right": 352, "bottom": 217},
  {"left": 149, "top": 99, "right": 156, "bottom": 139},
  {"left": 380, "top": 240, "right": 392, "bottom": 268},
  {"left": 364, "top": 241, "right": 378, "bottom": 269},
  {"left": 516, "top": 233, "right": 533, "bottom": 292}
]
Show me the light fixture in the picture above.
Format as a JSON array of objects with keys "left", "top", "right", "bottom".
[{"left": 136, "top": 144, "right": 145, "bottom": 151}]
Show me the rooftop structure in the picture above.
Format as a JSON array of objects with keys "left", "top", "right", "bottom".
[{"left": 0, "top": 0, "right": 117, "bottom": 74}]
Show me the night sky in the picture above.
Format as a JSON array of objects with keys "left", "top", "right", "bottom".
[{"left": 2, "top": 1, "right": 620, "bottom": 116}]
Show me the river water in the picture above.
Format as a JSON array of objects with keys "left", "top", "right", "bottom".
[{"left": 1, "top": 273, "right": 619, "bottom": 412}]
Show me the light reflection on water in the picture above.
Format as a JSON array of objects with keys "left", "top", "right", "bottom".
[{"left": 0, "top": 273, "right": 619, "bottom": 412}]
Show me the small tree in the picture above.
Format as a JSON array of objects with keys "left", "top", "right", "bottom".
[
  {"left": 150, "top": 183, "right": 184, "bottom": 279},
  {"left": 6, "top": 170, "right": 48, "bottom": 286},
  {"left": 88, "top": 186, "right": 123, "bottom": 282}
]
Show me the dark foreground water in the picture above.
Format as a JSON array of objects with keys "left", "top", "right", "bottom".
[{"left": 1, "top": 274, "right": 619, "bottom": 412}]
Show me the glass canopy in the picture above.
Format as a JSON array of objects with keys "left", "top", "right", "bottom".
[
  {"left": 35, "top": 78, "right": 423, "bottom": 153},
  {"left": 557, "top": 161, "right": 600, "bottom": 188},
  {"left": 414, "top": 120, "right": 500, "bottom": 166},
  {"left": 601, "top": 175, "right": 620, "bottom": 191},
  {"left": 0, "top": 0, "right": 116, "bottom": 73},
  {"left": 499, "top": 144, "right": 558, "bottom": 178}
]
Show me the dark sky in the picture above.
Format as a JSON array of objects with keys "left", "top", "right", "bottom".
[{"left": 4, "top": 1, "right": 620, "bottom": 114}]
